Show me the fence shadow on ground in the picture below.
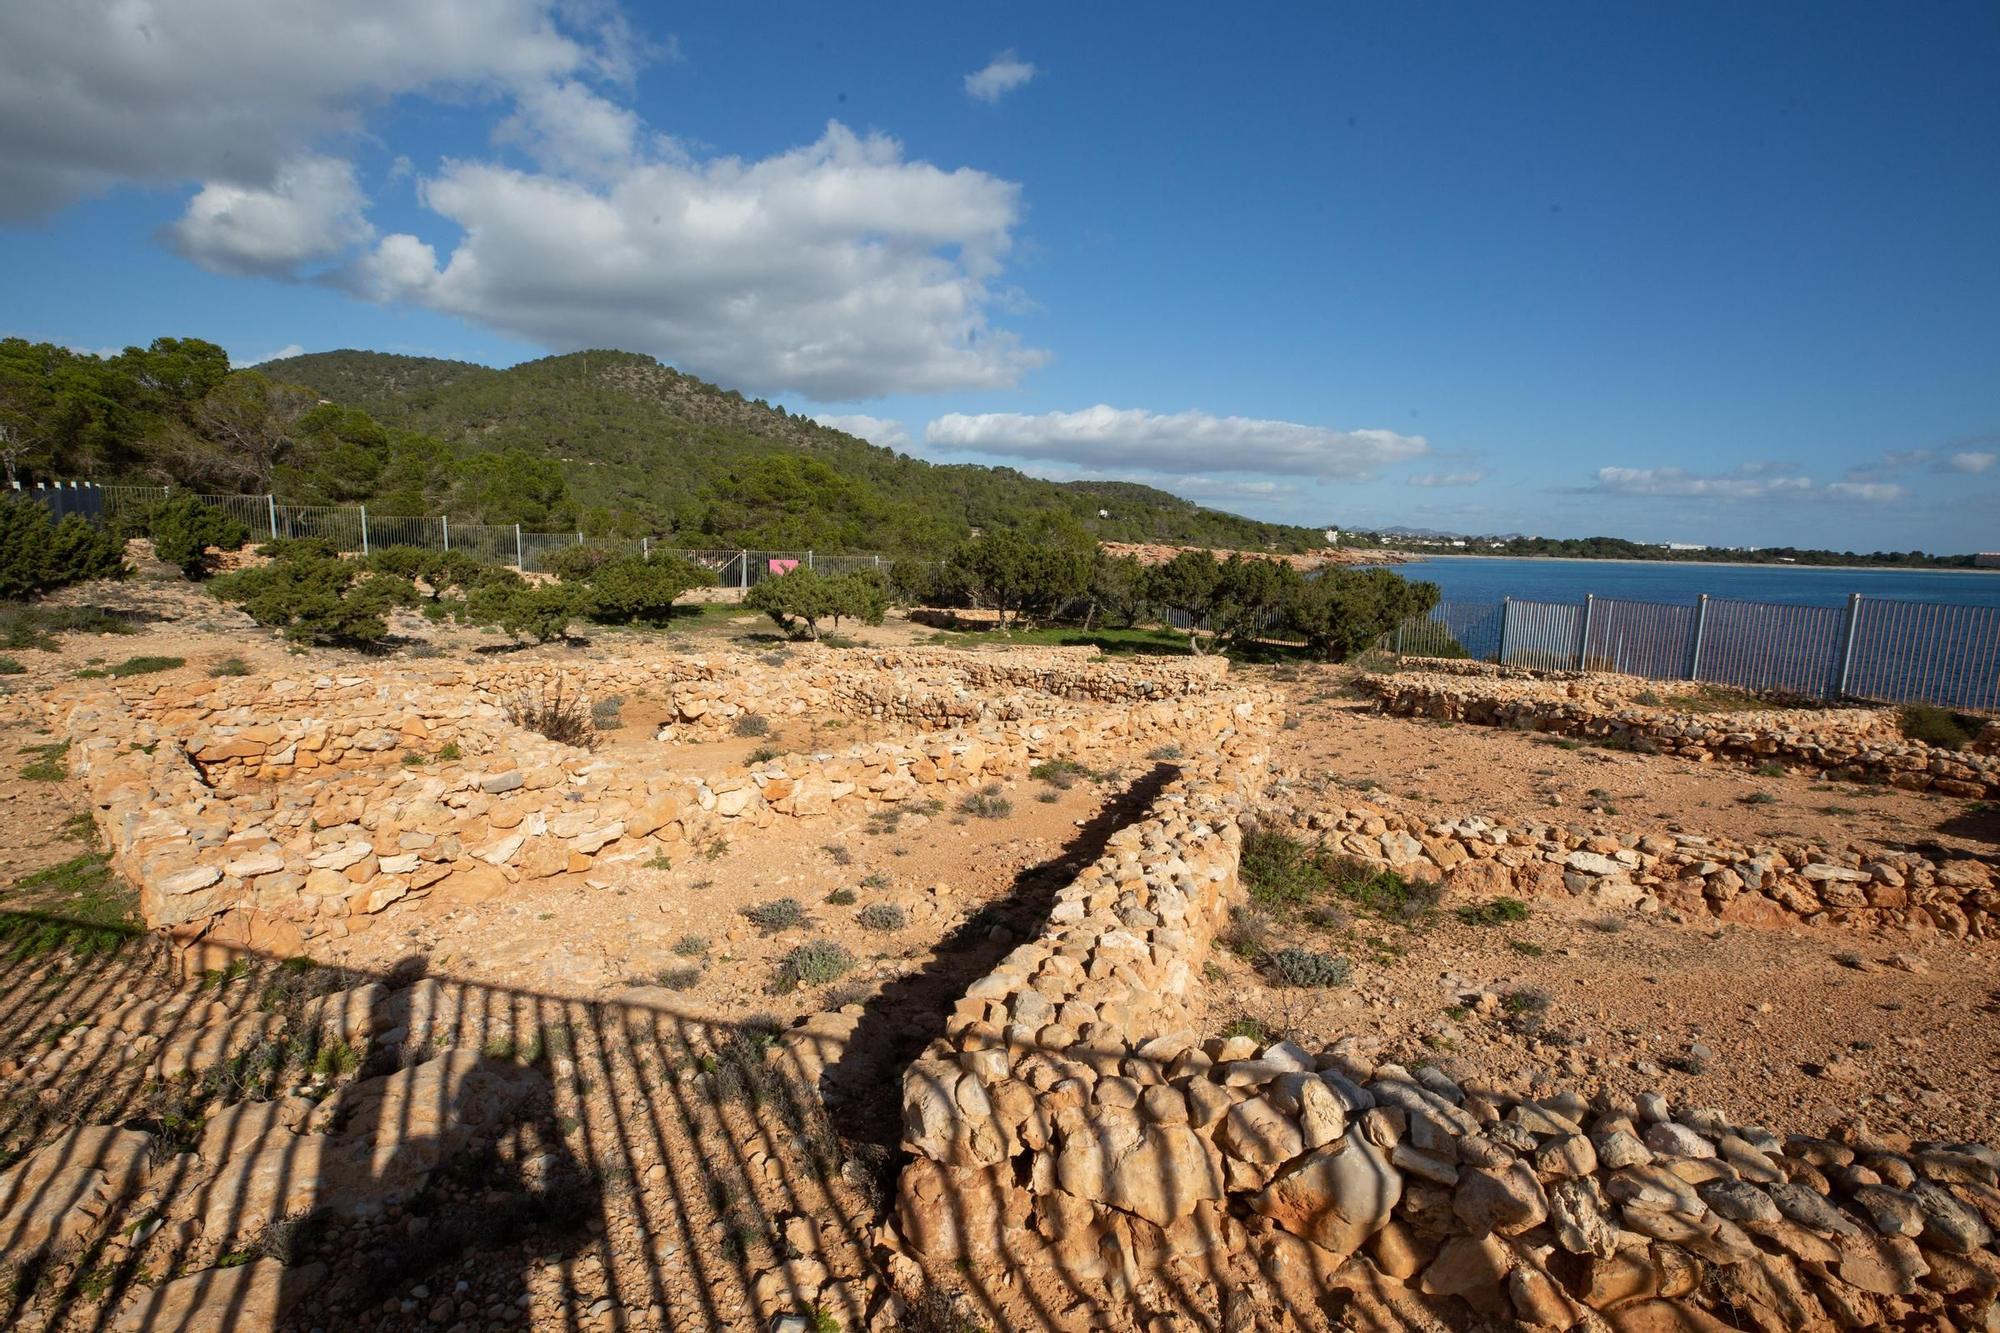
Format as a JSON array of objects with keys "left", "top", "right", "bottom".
[{"left": 0, "top": 784, "right": 1354, "bottom": 1333}]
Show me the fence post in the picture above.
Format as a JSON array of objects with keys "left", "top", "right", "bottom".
[
  {"left": 1395, "top": 618, "right": 1405, "bottom": 654},
  {"left": 266, "top": 494, "right": 278, "bottom": 541},
  {"left": 1686, "top": 593, "right": 1709, "bottom": 681},
  {"left": 807, "top": 548, "right": 814, "bottom": 571},
  {"left": 1575, "top": 594, "right": 1595, "bottom": 670},
  {"left": 1497, "top": 597, "right": 1513, "bottom": 665},
  {"left": 1835, "top": 593, "right": 1863, "bottom": 699},
  {"left": 359, "top": 505, "right": 369, "bottom": 556},
  {"left": 515, "top": 524, "right": 523, "bottom": 570},
  {"left": 576, "top": 531, "right": 584, "bottom": 545},
  {"left": 642, "top": 536, "right": 649, "bottom": 560},
  {"left": 441, "top": 515, "right": 450, "bottom": 552},
  {"left": 740, "top": 550, "right": 748, "bottom": 591}
]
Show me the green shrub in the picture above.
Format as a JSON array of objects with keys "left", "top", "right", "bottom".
[
  {"left": 1899, "top": 704, "right": 1973, "bottom": 751},
  {"left": 1241, "top": 827, "right": 1328, "bottom": 910},
  {"left": 741, "top": 897, "right": 805, "bottom": 933},
  {"left": 0, "top": 499, "right": 127, "bottom": 599},
  {"left": 463, "top": 580, "right": 585, "bottom": 643},
  {"left": 825, "top": 887, "right": 857, "bottom": 906},
  {"left": 573, "top": 553, "right": 705, "bottom": 624},
  {"left": 959, "top": 783, "right": 1012, "bottom": 819},
  {"left": 746, "top": 566, "right": 887, "bottom": 641},
  {"left": 209, "top": 655, "right": 251, "bottom": 677},
  {"left": 76, "top": 654, "right": 184, "bottom": 679},
  {"left": 658, "top": 965, "right": 702, "bottom": 991},
  {"left": 0, "top": 655, "right": 23, "bottom": 675},
  {"left": 209, "top": 539, "right": 418, "bottom": 645},
  {"left": 858, "top": 903, "right": 905, "bottom": 932},
  {"left": 1266, "top": 947, "right": 1352, "bottom": 988},
  {"left": 142, "top": 494, "right": 249, "bottom": 578},
  {"left": 732, "top": 714, "right": 770, "bottom": 738},
  {"left": 778, "top": 940, "right": 855, "bottom": 989},
  {"left": 672, "top": 934, "right": 709, "bottom": 957},
  {"left": 1455, "top": 897, "right": 1530, "bottom": 926}
]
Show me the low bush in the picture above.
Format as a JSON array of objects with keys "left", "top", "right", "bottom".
[
  {"left": 658, "top": 965, "right": 702, "bottom": 991},
  {"left": 139, "top": 494, "right": 249, "bottom": 579},
  {"left": 503, "top": 677, "right": 596, "bottom": 748},
  {"left": 672, "top": 934, "right": 709, "bottom": 957},
  {"left": 464, "top": 579, "right": 586, "bottom": 643},
  {"left": 959, "top": 783, "right": 1012, "bottom": 819},
  {"left": 746, "top": 566, "right": 888, "bottom": 641},
  {"left": 0, "top": 655, "right": 23, "bottom": 675},
  {"left": 732, "top": 714, "right": 770, "bottom": 738},
  {"left": 76, "top": 654, "right": 184, "bottom": 679},
  {"left": 741, "top": 897, "right": 805, "bottom": 933},
  {"left": 825, "top": 887, "right": 857, "bottom": 906},
  {"left": 0, "top": 499, "right": 126, "bottom": 599},
  {"left": 1899, "top": 704, "right": 1974, "bottom": 751},
  {"left": 1265, "top": 947, "right": 1352, "bottom": 988},
  {"left": 1456, "top": 897, "right": 1530, "bottom": 926},
  {"left": 209, "top": 655, "right": 252, "bottom": 677},
  {"left": 0, "top": 603, "right": 135, "bottom": 650},
  {"left": 858, "top": 903, "right": 905, "bottom": 932},
  {"left": 209, "top": 538, "right": 418, "bottom": 645},
  {"left": 778, "top": 940, "right": 855, "bottom": 990}
]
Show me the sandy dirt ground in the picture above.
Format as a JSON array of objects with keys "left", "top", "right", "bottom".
[{"left": 2, "top": 573, "right": 1996, "bottom": 1331}]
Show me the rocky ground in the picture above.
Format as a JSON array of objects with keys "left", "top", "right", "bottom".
[{"left": 1, "top": 573, "right": 1995, "bottom": 1330}]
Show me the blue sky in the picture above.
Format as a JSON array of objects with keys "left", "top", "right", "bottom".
[{"left": 3, "top": 2, "right": 1996, "bottom": 551}]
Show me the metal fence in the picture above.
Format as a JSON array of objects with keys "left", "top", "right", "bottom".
[
  {"left": 15, "top": 482, "right": 897, "bottom": 582},
  {"left": 1392, "top": 593, "right": 2000, "bottom": 712}
]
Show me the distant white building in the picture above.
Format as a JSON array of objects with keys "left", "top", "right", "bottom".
[
  {"left": 1323, "top": 528, "right": 1339, "bottom": 544},
  {"left": 1664, "top": 542, "right": 1708, "bottom": 552}
]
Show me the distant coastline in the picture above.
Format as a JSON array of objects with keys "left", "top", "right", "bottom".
[{"left": 1400, "top": 552, "right": 2000, "bottom": 576}]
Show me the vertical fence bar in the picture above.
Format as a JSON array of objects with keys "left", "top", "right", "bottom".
[
  {"left": 1497, "top": 598, "right": 1514, "bottom": 665},
  {"left": 441, "top": 515, "right": 450, "bottom": 551},
  {"left": 358, "top": 505, "right": 369, "bottom": 556},
  {"left": 1575, "top": 594, "right": 1595, "bottom": 669},
  {"left": 515, "top": 524, "right": 523, "bottom": 569},
  {"left": 740, "top": 550, "right": 748, "bottom": 591},
  {"left": 266, "top": 494, "right": 278, "bottom": 541},
  {"left": 1686, "top": 594, "right": 1709, "bottom": 681},
  {"left": 1835, "top": 592, "right": 1862, "bottom": 699},
  {"left": 642, "top": 537, "right": 649, "bottom": 560}
]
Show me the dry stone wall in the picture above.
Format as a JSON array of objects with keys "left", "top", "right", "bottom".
[
  {"left": 1281, "top": 797, "right": 1999, "bottom": 939},
  {"left": 1363, "top": 663, "right": 2000, "bottom": 798},
  {"left": 891, "top": 734, "right": 2000, "bottom": 1329},
  {"left": 48, "top": 648, "right": 1276, "bottom": 952}
]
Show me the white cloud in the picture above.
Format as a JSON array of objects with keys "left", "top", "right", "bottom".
[
  {"left": 1946, "top": 450, "right": 1995, "bottom": 474},
  {"left": 357, "top": 122, "right": 1043, "bottom": 398},
  {"left": 0, "top": 0, "right": 619, "bottom": 219},
  {"left": 166, "top": 155, "right": 373, "bottom": 276},
  {"left": 1408, "top": 471, "right": 1484, "bottom": 488},
  {"left": 923, "top": 405, "right": 1426, "bottom": 479},
  {"left": 1592, "top": 466, "right": 1904, "bottom": 503},
  {"left": 964, "top": 51, "right": 1035, "bottom": 103},
  {"left": 492, "top": 79, "right": 640, "bottom": 178},
  {"left": 236, "top": 342, "right": 306, "bottom": 366},
  {"left": 811, "top": 414, "right": 910, "bottom": 449}
]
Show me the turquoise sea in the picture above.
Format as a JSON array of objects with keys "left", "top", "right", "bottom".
[{"left": 1399, "top": 555, "right": 2000, "bottom": 610}]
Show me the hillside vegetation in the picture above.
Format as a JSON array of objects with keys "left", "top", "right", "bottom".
[{"left": 0, "top": 334, "right": 1322, "bottom": 555}]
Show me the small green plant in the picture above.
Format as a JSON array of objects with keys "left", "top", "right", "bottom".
[
  {"left": 1265, "top": 947, "right": 1352, "bottom": 988},
  {"left": 858, "top": 903, "right": 905, "bottom": 932},
  {"left": 1899, "top": 704, "right": 1974, "bottom": 750},
  {"left": 1146, "top": 744, "right": 1183, "bottom": 761},
  {"left": 1508, "top": 939, "right": 1546, "bottom": 957},
  {"left": 1754, "top": 761, "right": 1787, "bottom": 777},
  {"left": 860, "top": 871, "right": 890, "bottom": 889},
  {"left": 672, "top": 934, "right": 709, "bottom": 956},
  {"left": 958, "top": 783, "right": 1013, "bottom": 819},
  {"left": 1221, "top": 904, "right": 1272, "bottom": 959},
  {"left": 20, "top": 739, "right": 68, "bottom": 781},
  {"left": 208, "top": 655, "right": 252, "bottom": 677},
  {"left": 76, "top": 654, "right": 184, "bottom": 679},
  {"left": 658, "top": 965, "right": 702, "bottom": 991},
  {"left": 1817, "top": 804, "right": 1860, "bottom": 817},
  {"left": 1634, "top": 688, "right": 1663, "bottom": 706},
  {"left": 1219, "top": 1016, "right": 1275, "bottom": 1043},
  {"left": 748, "top": 746, "right": 779, "bottom": 764},
  {"left": 0, "top": 655, "right": 27, "bottom": 675},
  {"left": 825, "top": 887, "right": 857, "bottom": 906},
  {"left": 1029, "top": 758, "right": 1093, "bottom": 789},
  {"left": 778, "top": 939, "right": 855, "bottom": 990},
  {"left": 401, "top": 751, "right": 424, "bottom": 767},
  {"left": 1456, "top": 897, "right": 1530, "bottom": 926},
  {"left": 1741, "top": 791, "right": 1778, "bottom": 806},
  {"left": 311, "top": 1039, "right": 362, "bottom": 1078},
  {"left": 589, "top": 694, "right": 624, "bottom": 729},
  {"left": 733, "top": 713, "right": 771, "bottom": 738},
  {"left": 1502, "top": 988, "right": 1552, "bottom": 1018},
  {"left": 504, "top": 676, "right": 596, "bottom": 748},
  {"left": 436, "top": 740, "right": 462, "bottom": 762},
  {"left": 742, "top": 897, "right": 806, "bottom": 933},
  {"left": 809, "top": 1305, "right": 842, "bottom": 1333},
  {"left": 646, "top": 852, "right": 675, "bottom": 871}
]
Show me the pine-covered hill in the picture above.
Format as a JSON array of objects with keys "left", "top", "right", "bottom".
[{"left": 261, "top": 349, "right": 1323, "bottom": 554}]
